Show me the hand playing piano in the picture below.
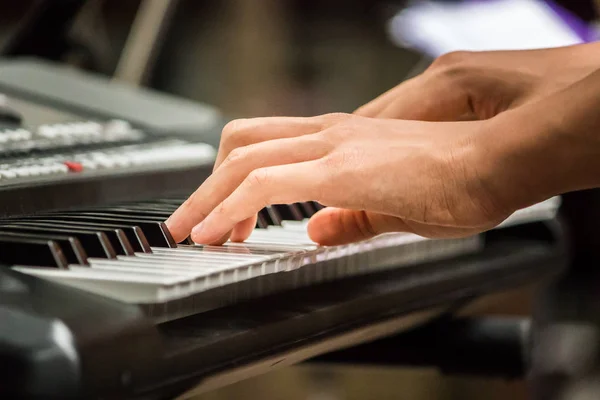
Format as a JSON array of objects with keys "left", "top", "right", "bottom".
[
  {"left": 165, "top": 112, "right": 524, "bottom": 246},
  {"left": 165, "top": 43, "right": 600, "bottom": 246}
]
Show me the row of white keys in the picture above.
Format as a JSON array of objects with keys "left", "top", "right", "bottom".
[
  {"left": 13, "top": 223, "right": 332, "bottom": 304},
  {"left": 11, "top": 265, "right": 188, "bottom": 303},
  {"left": 168, "top": 244, "right": 291, "bottom": 256},
  {"left": 13, "top": 221, "right": 482, "bottom": 306},
  {"left": 175, "top": 241, "right": 324, "bottom": 272},
  {"left": 87, "top": 239, "right": 309, "bottom": 291},
  {"left": 76, "top": 253, "right": 262, "bottom": 301},
  {"left": 12, "top": 240, "right": 288, "bottom": 303}
]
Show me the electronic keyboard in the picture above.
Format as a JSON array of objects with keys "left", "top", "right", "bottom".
[
  {"left": 8, "top": 195, "right": 560, "bottom": 323},
  {"left": 0, "top": 118, "right": 568, "bottom": 399},
  {"left": 0, "top": 118, "right": 216, "bottom": 217}
]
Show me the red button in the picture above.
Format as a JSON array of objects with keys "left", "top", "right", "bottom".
[{"left": 64, "top": 161, "right": 84, "bottom": 173}]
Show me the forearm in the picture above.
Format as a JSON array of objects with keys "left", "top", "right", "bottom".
[{"left": 482, "top": 67, "right": 600, "bottom": 209}]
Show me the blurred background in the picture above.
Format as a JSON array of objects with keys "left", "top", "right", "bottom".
[
  {"left": 0, "top": 0, "right": 598, "bottom": 399},
  {"left": 4, "top": 0, "right": 597, "bottom": 119}
]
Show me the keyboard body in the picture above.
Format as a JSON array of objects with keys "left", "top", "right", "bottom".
[
  {"left": 0, "top": 58, "right": 224, "bottom": 216},
  {"left": 0, "top": 60, "right": 569, "bottom": 399},
  {"left": 1, "top": 220, "right": 566, "bottom": 399}
]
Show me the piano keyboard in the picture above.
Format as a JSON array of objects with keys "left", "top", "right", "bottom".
[{"left": 10, "top": 195, "right": 561, "bottom": 322}]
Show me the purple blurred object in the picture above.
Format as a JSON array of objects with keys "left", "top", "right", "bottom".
[
  {"left": 387, "top": 0, "right": 595, "bottom": 57},
  {"left": 544, "top": 0, "right": 596, "bottom": 42}
]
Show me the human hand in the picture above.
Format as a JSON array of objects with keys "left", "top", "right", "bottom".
[
  {"left": 165, "top": 113, "right": 520, "bottom": 246},
  {"left": 165, "top": 44, "right": 600, "bottom": 247},
  {"left": 354, "top": 43, "right": 600, "bottom": 121}
]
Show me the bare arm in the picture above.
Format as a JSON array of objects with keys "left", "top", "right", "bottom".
[{"left": 480, "top": 67, "right": 600, "bottom": 211}]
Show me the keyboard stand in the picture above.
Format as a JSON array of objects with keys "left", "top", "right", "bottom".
[
  {"left": 307, "top": 190, "right": 600, "bottom": 400},
  {"left": 311, "top": 315, "right": 530, "bottom": 379}
]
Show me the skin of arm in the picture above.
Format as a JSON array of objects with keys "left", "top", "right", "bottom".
[
  {"left": 165, "top": 44, "right": 600, "bottom": 246},
  {"left": 476, "top": 67, "right": 600, "bottom": 211},
  {"left": 355, "top": 42, "right": 600, "bottom": 121}
]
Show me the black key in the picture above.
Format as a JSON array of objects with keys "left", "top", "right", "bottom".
[
  {"left": 113, "top": 206, "right": 179, "bottom": 218},
  {"left": 52, "top": 211, "right": 189, "bottom": 245},
  {"left": 87, "top": 209, "right": 192, "bottom": 245},
  {"left": 110, "top": 206, "right": 178, "bottom": 217},
  {"left": 297, "top": 202, "right": 316, "bottom": 218},
  {"left": 134, "top": 199, "right": 184, "bottom": 207},
  {"left": 20, "top": 213, "right": 175, "bottom": 248},
  {"left": 271, "top": 204, "right": 296, "bottom": 222},
  {"left": 5, "top": 221, "right": 135, "bottom": 256},
  {"left": 0, "top": 224, "right": 116, "bottom": 259},
  {"left": 259, "top": 208, "right": 275, "bottom": 226},
  {"left": 0, "top": 234, "right": 73, "bottom": 268},
  {"left": 9, "top": 218, "right": 151, "bottom": 253},
  {"left": 85, "top": 208, "right": 173, "bottom": 220},
  {"left": 256, "top": 212, "right": 269, "bottom": 229},
  {"left": 265, "top": 206, "right": 282, "bottom": 226},
  {"left": 286, "top": 204, "right": 305, "bottom": 221},
  {"left": 112, "top": 202, "right": 180, "bottom": 211},
  {"left": 311, "top": 201, "right": 325, "bottom": 211},
  {"left": 0, "top": 231, "right": 87, "bottom": 266}
]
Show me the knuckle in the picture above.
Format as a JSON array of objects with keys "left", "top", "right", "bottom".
[
  {"left": 427, "top": 51, "right": 474, "bottom": 82},
  {"left": 319, "top": 112, "right": 352, "bottom": 125},
  {"left": 430, "top": 50, "right": 473, "bottom": 70},
  {"left": 321, "top": 153, "right": 344, "bottom": 171},
  {"left": 222, "top": 146, "right": 248, "bottom": 168},
  {"left": 351, "top": 210, "right": 377, "bottom": 238},
  {"left": 246, "top": 168, "right": 271, "bottom": 189},
  {"left": 320, "top": 149, "right": 357, "bottom": 172},
  {"left": 320, "top": 121, "right": 359, "bottom": 143},
  {"left": 421, "top": 53, "right": 478, "bottom": 106},
  {"left": 221, "top": 119, "right": 248, "bottom": 146}
]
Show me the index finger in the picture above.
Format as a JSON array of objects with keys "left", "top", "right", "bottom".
[
  {"left": 213, "top": 114, "right": 342, "bottom": 168},
  {"left": 165, "top": 134, "right": 329, "bottom": 242},
  {"left": 191, "top": 161, "right": 324, "bottom": 244},
  {"left": 209, "top": 116, "right": 330, "bottom": 242}
]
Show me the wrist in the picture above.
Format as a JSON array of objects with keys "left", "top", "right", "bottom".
[{"left": 474, "top": 105, "right": 600, "bottom": 213}]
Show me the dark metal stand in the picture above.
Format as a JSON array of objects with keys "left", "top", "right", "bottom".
[
  {"left": 313, "top": 315, "right": 530, "bottom": 380},
  {"left": 528, "top": 189, "right": 600, "bottom": 400},
  {"left": 311, "top": 189, "right": 600, "bottom": 400}
]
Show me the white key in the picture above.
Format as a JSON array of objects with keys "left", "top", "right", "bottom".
[{"left": 12, "top": 266, "right": 189, "bottom": 303}]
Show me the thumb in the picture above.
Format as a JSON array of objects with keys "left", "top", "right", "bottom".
[{"left": 307, "top": 207, "right": 414, "bottom": 246}]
